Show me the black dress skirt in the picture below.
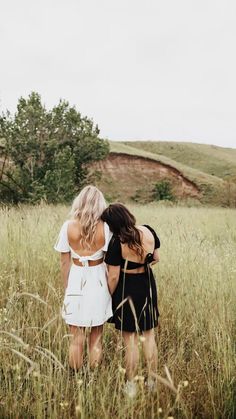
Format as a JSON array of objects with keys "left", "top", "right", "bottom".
[{"left": 105, "top": 225, "right": 160, "bottom": 333}]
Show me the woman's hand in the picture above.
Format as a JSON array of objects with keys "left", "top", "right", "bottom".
[
  {"left": 60, "top": 252, "right": 71, "bottom": 289},
  {"left": 107, "top": 265, "right": 120, "bottom": 295}
]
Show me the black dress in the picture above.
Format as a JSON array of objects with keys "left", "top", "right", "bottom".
[{"left": 105, "top": 225, "right": 160, "bottom": 333}]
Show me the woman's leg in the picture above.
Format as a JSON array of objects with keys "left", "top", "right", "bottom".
[
  {"left": 69, "top": 325, "right": 85, "bottom": 370},
  {"left": 142, "top": 329, "right": 157, "bottom": 376},
  {"left": 122, "top": 331, "right": 139, "bottom": 380},
  {"left": 89, "top": 325, "right": 103, "bottom": 368}
]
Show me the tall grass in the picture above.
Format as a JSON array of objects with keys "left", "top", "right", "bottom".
[{"left": 0, "top": 204, "right": 235, "bottom": 418}]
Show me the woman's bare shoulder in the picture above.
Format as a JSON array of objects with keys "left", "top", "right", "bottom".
[
  {"left": 67, "top": 219, "right": 81, "bottom": 237},
  {"left": 67, "top": 219, "right": 79, "bottom": 228},
  {"left": 95, "top": 220, "right": 106, "bottom": 238},
  {"left": 137, "top": 225, "right": 155, "bottom": 242},
  {"left": 137, "top": 224, "right": 152, "bottom": 234}
]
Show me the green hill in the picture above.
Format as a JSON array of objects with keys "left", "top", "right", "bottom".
[
  {"left": 87, "top": 141, "right": 236, "bottom": 207},
  {"left": 122, "top": 141, "right": 236, "bottom": 182}
]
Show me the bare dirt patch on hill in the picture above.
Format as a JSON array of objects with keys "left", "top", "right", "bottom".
[{"left": 88, "top": 152, "right": 201, "bottom": 202}]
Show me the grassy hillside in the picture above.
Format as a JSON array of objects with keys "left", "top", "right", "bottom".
[
  {"left": 108, "top": 142, "right": 236, "bottom": 206},
  {"left": 122, "top": 141, "right": 236, "bottom": 182}
]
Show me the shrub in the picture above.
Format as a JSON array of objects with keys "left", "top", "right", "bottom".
[{"left": 152, "top": 180, "right": 174, "bottom": 201}]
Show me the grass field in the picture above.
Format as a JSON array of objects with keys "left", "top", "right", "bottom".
[{"left": 0, "top": 204, "right": 235, "bottom": 418}]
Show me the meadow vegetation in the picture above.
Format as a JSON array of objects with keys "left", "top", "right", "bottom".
[{"left": 0, "top": 204, "right": 235, "bottom": 418}]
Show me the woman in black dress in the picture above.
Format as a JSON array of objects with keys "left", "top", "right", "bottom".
[{"left": 101, "top": 203, "right": 160, "bottom": 397}]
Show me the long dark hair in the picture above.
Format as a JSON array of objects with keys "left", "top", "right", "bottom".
[{"left": 101, "top": 203, "right": 144, "bottom": 258}]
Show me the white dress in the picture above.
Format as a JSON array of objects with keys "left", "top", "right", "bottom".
[{"left": 54, "top": 220, "right": 113, "bottom": 327}]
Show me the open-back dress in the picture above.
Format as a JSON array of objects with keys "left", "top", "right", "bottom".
[
  {"left": 54, "top": 220, "right": 113, "bottom": 327},
  {"left": 105, "top": 225, "right": 160, "bottom": 333}
]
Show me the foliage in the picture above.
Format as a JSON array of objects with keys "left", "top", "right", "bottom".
[
  {"left": 153, "top": 180, "right": 174, "bottom": 201},
  {"left": 0, "top": 92, "right": 109, "bottom": 203}
]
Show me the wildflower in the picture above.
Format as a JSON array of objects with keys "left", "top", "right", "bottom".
[
  {"left": 59, "top": 402, "right": 68, "bottom": 409},
  {"left": 118, "top": 366, "right": 126, "bottom": 374},
  {"left": 75, "top": 405, "right": 81, "bottom": 415},
  {"left": 139, "top": 336, "right": 146, "bottom": 342},
  {"left": 158, "top": 407, "right": 163, "bottom": 413},
  {"left": 134, "top": 375, "right": 145, "bottom": 382},
  {"left": 77, "top": 379, "right": 83, "bottom": 386},
  {"left": 183, "top": 380, "right": 189, "bottom": 387}
]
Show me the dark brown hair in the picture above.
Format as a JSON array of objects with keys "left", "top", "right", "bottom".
[{"left": 101, "top": 203, "right": 144, "bottom": 258}]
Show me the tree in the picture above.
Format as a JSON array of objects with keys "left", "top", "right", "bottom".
[{"left": 0, "top": 92, "right": 109, "bottom": 203}]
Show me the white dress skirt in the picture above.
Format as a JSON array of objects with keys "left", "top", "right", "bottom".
[{"left": 54, "top": 220, "right": 113, "bottom": 327}]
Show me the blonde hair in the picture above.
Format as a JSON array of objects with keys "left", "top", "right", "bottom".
[{"left": 70, "top": 185, "right": 106, "bottom": 249}]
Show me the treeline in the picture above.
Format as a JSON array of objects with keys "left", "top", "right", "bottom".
[{"left": 0, "top": 92, "right": 109, "bottom": 203}]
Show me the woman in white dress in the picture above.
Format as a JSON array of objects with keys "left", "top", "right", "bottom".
[{"left": 54, "top": 186, "right": 112, "bottom": 370}]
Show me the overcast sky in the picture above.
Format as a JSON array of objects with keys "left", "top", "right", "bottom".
[{"left": 1, "top": 0, "right": 236, "bottom": 148}]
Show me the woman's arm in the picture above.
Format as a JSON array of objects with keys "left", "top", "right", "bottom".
[
  {"left": 106, "top": 265, "right": 120, "bottom": 295},
  {"left": 151, "top": 249, "right": 160, "bottom": 265},
  {"left": 60, "top": 252, "right": 71, "bottom": 289}
]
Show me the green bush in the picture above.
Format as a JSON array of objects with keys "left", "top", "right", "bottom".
[{"left": 152, "top": 180, "right": 174, "bottom": 201}]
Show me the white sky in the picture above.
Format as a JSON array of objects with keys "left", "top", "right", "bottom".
[{"left": 1, "top": 0, "right": 236, "bottom": 148}]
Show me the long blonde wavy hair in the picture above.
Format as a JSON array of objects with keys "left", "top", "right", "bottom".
[{"left": 70, "top": 185, "right": 107, "bottom": 249}]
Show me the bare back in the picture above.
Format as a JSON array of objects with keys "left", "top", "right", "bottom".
[
  {"left": 121, "top": 225, "right": 155, "bottom": 263},
  {"left": 67, "top": 220, "right": 106, "bottom": 256}
]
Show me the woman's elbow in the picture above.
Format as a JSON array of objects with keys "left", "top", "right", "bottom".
[
  {"left": 107, "top": 265, "right": 120, "bottom": 283},
  {"left": 109, "top": 274, "right": 119, "bottom": 284},
  {"left": 153, "top": 250, "right": 160, "bottom": 263},
  {"left": 60, "top": 252, "right": 70, "bottom": 264}
]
